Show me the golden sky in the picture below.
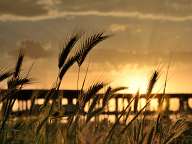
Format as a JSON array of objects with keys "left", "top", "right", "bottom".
[{"left": 0, "top": 0, "right": 192, "bottom": 93}]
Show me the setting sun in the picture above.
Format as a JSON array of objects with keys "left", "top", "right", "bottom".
[
  {"left": 112, "top": 69, "right": 150, "bottom": 94},
  {"left": 127, "top": 77, "right": 148, "bottom": 94}
]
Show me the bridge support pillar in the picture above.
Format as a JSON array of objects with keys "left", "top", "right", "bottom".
[
  {"left": 115, "top": 97, "right": 118, "bottom": 121},
  {"left": 179, "top": 97, "right": 191, "bottom": 113},
  {"left": 165, "top": 98, "right": 170, "bottom": 112}
]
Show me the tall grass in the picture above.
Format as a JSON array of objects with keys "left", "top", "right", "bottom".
[{"left": 0, "top": 31, "right": 190, "bottom": 144}]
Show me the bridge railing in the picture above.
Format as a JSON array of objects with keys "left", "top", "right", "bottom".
[{"left": 3, "top": 90, "right": 192, "bottom": 117}]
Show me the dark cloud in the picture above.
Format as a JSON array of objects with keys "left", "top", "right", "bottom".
[
  {"left": 9, "top": 40, "right": 53, "bottom": 59},
  {"left": 0, "top": 0, "right": 48, "bottom": 16},
  {"left": 0, "top": 0, "right": 192, "bottom": 19},
  {"left": 56, "top": 0, "right": 192, "bottom": 16}
]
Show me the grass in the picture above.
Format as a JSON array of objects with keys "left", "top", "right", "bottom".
[{"left": 0, "top": 31, "right": 191, "bottom": 144}]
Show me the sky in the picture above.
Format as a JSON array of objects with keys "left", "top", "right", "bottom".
[{"left": 0, "top": 0, "right": 192, "bottom": 93}]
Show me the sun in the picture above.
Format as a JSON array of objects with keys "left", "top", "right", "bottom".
[
  {"left": 112, "top": 72, "right": 149, "bottom": 94},
  {"left": 128, "top": 77, "right": 148, "bottom": 94}
]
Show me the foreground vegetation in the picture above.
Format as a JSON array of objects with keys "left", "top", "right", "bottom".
[{"left": 0, "top": 32, "right": 191, "bottom": 144}]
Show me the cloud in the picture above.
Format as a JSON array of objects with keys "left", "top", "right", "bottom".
[
  {"left": 1, "top": 10, "right": 192, "bottom": 22},
  {"left": 0, "top": 0, "right": 48, "bottom": 17},
  {"left": 109, "top": 24, "right": 129, "bottom": 32},
  {"left": 1, "top": 0, "right": 192, "bottom": 22},
  {"left": 54, "top": 0, "right": 192, "bottom": 14},
  {"left": 91, "top": 49, "right": 192, "bottom": 67},
  {"left": 9, "top": 40, "right": 53, "bottom": 59}
]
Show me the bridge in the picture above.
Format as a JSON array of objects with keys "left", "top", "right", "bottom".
[{"left": 2, "top": 90, "right": 192, "bottom": 118}]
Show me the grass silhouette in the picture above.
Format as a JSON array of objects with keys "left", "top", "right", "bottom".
[{"left": 0, "top": 32, "right": 190, "bottom": 144}]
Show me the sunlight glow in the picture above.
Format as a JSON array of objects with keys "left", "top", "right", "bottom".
[
  {"left": 110, "top": 65, "right": 158, "bottom": 94},
  {"left": 128, "top": 78, "right": 148, "bottom": 94},
  {"left": 113, "top": 72, "right": 149, "bottom": 94}
]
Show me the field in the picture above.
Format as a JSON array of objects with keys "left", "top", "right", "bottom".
[{"left": 0, "top": 32, "right": 192, "bottom": 144}]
